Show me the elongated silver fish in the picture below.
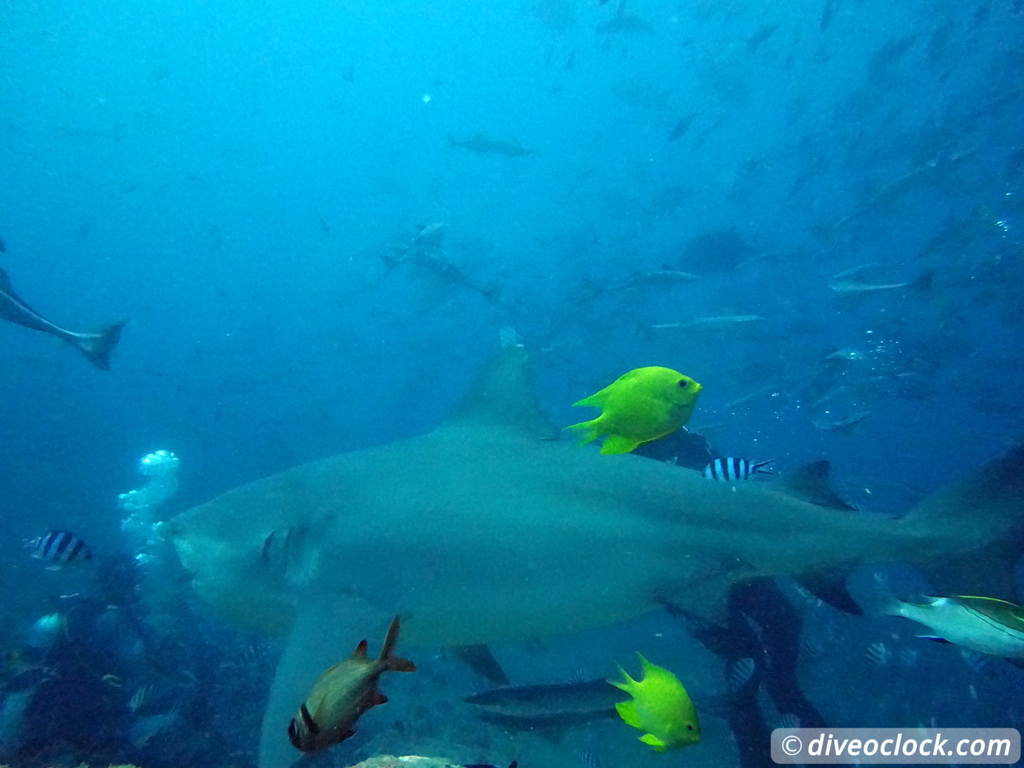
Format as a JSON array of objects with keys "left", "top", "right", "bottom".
[
  {"left": 446, "top": 133, "right": 534, "bottom": 157},
  {"left": 0, "top": 268, "right": 125, "bottom": 370}
]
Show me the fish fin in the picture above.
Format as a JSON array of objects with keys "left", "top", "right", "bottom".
[
  {"left": 386, "top": 655, "right": 416, "bottom": 673},
  {"left": 380, "top": 251, "right": 401, "bottom": 272},
  {"left": 636, "top": 652, "right": 655, "bottom": 673},
  {"left": 916, "top": 635, "right": 951, "bottom": 644},
  {"left": 378, "top": 615, "right": 401, "bottom": 660},
  {"left": 796, "top": 569, "right": 862, "bottom": 615},
  {"left": 372, "top": 690, "right": 388, "bottom": 706},
  {"left": 910, "top": 270, "right": 934, "bottom": 292},
  {"left": 75, "top": 319, "right": 127, "bottom": 371},
  {"left": 572, "top": 390, "right": 608, "bottom": 409},
  {"left": 639, "top": 733, "right": 668, "bottom": 751},
  {"left": 777, "top": 460, "right": 857, "bottom": 510},
  {"left": 905, "top": 445, "right": 1024, "bottom": 602},
  {"left": 614, "top": 700, "right": 642, "bottom": 728},
  {"left": 600, "top": 434, "right": 641, "bottom": 454},
  {"left": 353, "top": 639, "right": 369, "bottom": 659},
  {"left": 565, "top": 418, "right": 602, "bottom": 446},
  {"left": 442, "top": 341, "right": 557, "bottom": 439},
  {"left": 668, "top": 576, "right": 731, "bottom": 627},
  {"left": 609, "top": 664, "right": 637, "bottom": 691},
  {"left": 450, "top": 644, "right": 510, "bottom": 685}
]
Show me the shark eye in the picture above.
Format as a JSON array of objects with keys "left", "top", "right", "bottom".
[{"left": 678, "top": 380, "right": 688, "bottom": 388}]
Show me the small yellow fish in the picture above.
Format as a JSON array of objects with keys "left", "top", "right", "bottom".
[
  {"left": 287, "top": 616, "right": 415, "bottom": 753},
  {"left": 609, "top": 654, "right": 701, "bottom": 752},
  {"left": 566, "top": 367, "right": 702, "bottom": 454}
]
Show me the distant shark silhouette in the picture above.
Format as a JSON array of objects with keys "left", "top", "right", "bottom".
[
  {"left": 162, "top": 341, "right": 1024, "bottom": 768},
  {"left": 0, "top": 268, "right": 125, "bottom": 370}
]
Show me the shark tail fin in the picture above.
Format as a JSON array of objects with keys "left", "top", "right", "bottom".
[
  {"left": 904, "top": 444, "right": 1024, "bottom": 601},
  {"left": 378, "top": 616, "right": 416, "bottom": 672},
  {"left": 76, "top": 319, "right": 127, "bottom": 370}
]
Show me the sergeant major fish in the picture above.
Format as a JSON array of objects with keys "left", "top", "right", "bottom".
[
  {"left": 703, "top": 458, "right": 774, "bottom": 482},
  {"left": 28, "top": 530, "right": 93, "bottom": 568},
  {"left": 288, "top": 616, "right": 415, "bottom": 753},
  {"left": 0, "top": 268, "right": 125, "bottom": 370}
]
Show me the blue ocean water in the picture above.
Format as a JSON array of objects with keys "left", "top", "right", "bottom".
[{"left": 1, "top": 0, "right": 1022, "bottom": 766}]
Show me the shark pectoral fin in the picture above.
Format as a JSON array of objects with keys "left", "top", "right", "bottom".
[
  {"left": 450, "top": 644, "right": 510, "bottom": 685},
  {"left": 796, "top": 568, "right": 862, "bottom": 615},
  {"left": 259, "top": 604, "right": 383, "bottom": 768},
  {"left": 778, "top": 461, "right": 857, "bottom": 510},
  {"left": 600, "top": 435, "right": 641, "bottom": 454},
  {"left": 669, "top": 576, "right": 732, "bottom": 627}
]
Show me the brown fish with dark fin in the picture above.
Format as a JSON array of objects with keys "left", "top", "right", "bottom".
[{"left": 287, "top": 616, "right": 415, "bottom": 752}]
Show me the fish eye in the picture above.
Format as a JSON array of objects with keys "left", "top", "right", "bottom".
[
  {"left": 678, "top": 380, "right": 688, "bottom": 388},
  {"left": 687, "top": 724, "right": 694, "bottom": 731}
]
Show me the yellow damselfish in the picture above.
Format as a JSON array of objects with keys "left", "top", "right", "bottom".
[
  {"left": 566, "top": 366, "right": 702, "bottom": 454},
  {"left": 609, "top": 654, "right": 701, "bottom": 752}
]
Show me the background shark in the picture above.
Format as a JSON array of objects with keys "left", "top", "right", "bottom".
[
  {"left": 0, "top": 267, "right": 125, "bottom": 370},
  {"left": 162, "top": 343, "right": 1024, "bottom": 768}
]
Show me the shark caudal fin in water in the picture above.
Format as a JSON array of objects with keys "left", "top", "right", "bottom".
[
  {"left": 70, "top": 321, "right": 127, "bottom": 370},
  {"left": 160, "top": 340, "right": 1024, "bottom": 768},
  {"left": 0, "top": 268, "right": 126, "bottom": 370}
]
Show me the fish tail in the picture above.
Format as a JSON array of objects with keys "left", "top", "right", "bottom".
[
  {"left": 75, "top": 319, "right": 127, "bottom": 371},
  {"left": 910, "top": 270, "right": 934, "bottom": 292},
  {"left": 857, "top": 573, "right": 910, "bottom": 619},
  {"left": 379, "top": 616, "right": 416, "bottom": 672},
  {"left": 565, "top": 418, "right": 601, "bottom": 445}
]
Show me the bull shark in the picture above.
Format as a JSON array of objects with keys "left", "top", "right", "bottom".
[
  {"left": 0, "top": 267, "right": 126, "bottom": 370},
  {"left": 161, "top": 341, "right": 1024, "bottom": 768}
]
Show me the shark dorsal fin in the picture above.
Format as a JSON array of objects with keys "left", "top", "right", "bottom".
[
  {"left": 443, "top": 340, "right": 556, "bottom": 439},
  {"left": 778, "top": 460, "right": 857, "bottom": 510}
]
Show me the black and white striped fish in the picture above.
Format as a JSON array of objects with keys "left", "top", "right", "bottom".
[
  {"left": 703, "top": 458, "right": 774, "bottom": 482},
  {"left": 29, "top": 530, "right": 93, "bottom": 567}
]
